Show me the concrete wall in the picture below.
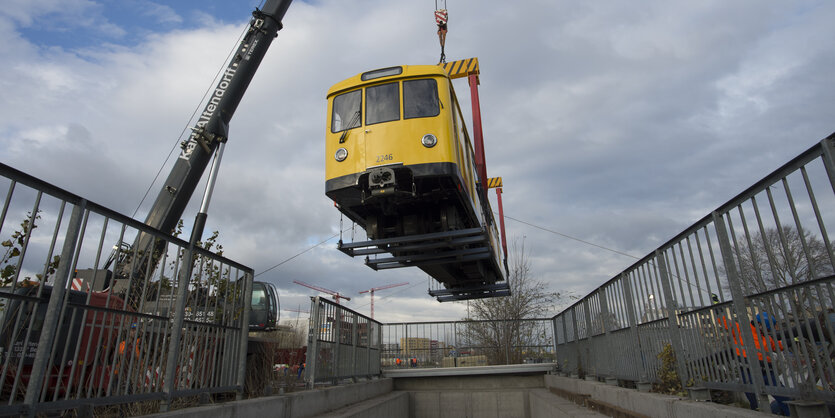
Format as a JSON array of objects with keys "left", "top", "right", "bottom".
[
  {"left": 397, "top": 372, "right": 543, "bottom": 417},
  {"left": 145, "top": 379, "right": 394, "bottom": 418},
  {"left": 317, "top": 391, "right": 409, "bottom": 418},
  {"left": 544, "top": 374, "right": 769, "bottom": 418},
  {"left": 409, "top": 389, "right": 529, "bottom": 418},
  {"left": 144, "top": 370, "right": 785, "bottom": 418}
]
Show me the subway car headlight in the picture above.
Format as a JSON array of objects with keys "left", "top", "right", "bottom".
[
  {"left": 421, "top": 134, "right": 438, "bottom": 148},
  {"left": 335, "top": 148, "right": 348, "bottom": 162}
]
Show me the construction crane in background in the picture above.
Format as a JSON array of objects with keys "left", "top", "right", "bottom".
[
  {"left": 359, "top": 282, "right": 408, "bottom": 319},
  {"left": 293, "top": 280, "right": 351, "bottom": 304}
]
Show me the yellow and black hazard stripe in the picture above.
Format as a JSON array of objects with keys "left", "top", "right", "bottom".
[
  {"left": 439, "top": 57, "right": 479, "bottom": 80},
  {"left": 487, "top": 177, "right": 502, "bottom": 189}
]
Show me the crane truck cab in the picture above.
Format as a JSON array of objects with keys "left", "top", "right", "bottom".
[{"left": 249, "top": 281, "right": 279, "bottom": 331}]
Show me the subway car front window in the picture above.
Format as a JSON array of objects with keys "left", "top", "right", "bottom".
[
  {"left": 332, "top": 89, "right": 362, "bottom": 133},
  {"left": 366, "top": 82, "right": 400, "bottom": 125},
  {"left": 404, "top": 79, "right": 439, "bottom": 119}
]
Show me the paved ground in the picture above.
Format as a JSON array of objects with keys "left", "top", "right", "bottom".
[{"left": 530, "top": 388, "right": 610, "bottom": 417}]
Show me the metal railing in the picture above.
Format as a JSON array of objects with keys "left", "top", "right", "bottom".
[
  {"left": 0, "top": 163, "right": 254, "bottom": 416},
  {"left": 381, "top": 319, "right": 554, "bottom": 368},
  {"left": 553, "top": 134, "right": 835, "bottom": 407},
  {"left": 305, "top": 296, "right": 381, "bottom": 387}
]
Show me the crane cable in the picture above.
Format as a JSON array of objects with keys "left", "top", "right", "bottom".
[
  {"left": 130, "top": 9, "right": 258, "bottom": 219},
  {"left": 435, "top": 0, "right": 448, "bottom": 63}
]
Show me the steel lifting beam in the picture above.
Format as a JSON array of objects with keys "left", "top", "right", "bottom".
[
  {"left": 338, "top": 227, "right": 490, "bottom": 268},
  {"left": 431, "top": 282, "right": 511, "bottom": 302}
]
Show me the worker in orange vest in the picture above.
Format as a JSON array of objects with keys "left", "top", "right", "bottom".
[
  {"left": 718, "top": 312, "right": 790, "bottom": 415},
  {"left": 117, "top": 324, "right": 140, "bottom": 357},
  {"left": 395, "top": 357, "right": 401, "bottom": 367},
  {"left": 717, "top": 313, "right": 783, "bottom": 362}
]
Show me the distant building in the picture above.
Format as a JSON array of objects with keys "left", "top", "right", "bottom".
[{"left": 400, "top": 337, "right": 448, "bottom": 363}]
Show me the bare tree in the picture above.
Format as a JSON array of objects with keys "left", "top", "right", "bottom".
[
  {"left": 459, "top": 239, "right": 573, "bottom": 364},
  {"left": 729, "top": 224, "right": 834, "bottom": 316}
]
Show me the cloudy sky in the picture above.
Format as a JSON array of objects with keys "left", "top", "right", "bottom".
[{"left": 1, "top": 0, "right": 833, "bottom": 323}]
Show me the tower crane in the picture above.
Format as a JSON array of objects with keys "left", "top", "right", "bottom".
[
  {"left": 359, "top": 282, "right": 408, "bottom": 319},
  {"left": 293, "top": 280, "right": 351, "bottom": 304}
]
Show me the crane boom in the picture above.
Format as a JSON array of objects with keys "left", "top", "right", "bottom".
[
  {"left": 143, "top": 0, "right": 291, "bottom": 237},
  {"left": 119, "top": 0, "right": 293, "bottom": 309}
]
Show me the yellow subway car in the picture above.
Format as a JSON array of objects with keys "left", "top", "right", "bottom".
[{"left": 325, "top": 65, "right": 508, "bottom": 300}]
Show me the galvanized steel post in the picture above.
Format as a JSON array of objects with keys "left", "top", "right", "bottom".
[
  {"left": 597, "top": 288, "right": 614, "bottom": 378},
  {"left": 571, "top": 306, "right": 580, "bottom": 373},
  {"left": 24, "top": 201, "right": 86, "bottom": 415},
  {"left": 161, "top": 239, "right": 200, "bottom": 412},
  {"left": 583, "top": 299, "right": 595, "bottom": 377},
  {"left": 306, "top": 296, "right": 320, "bottom": 389},
  {"left": 820, "top": 134, "right": 835, "bottom": 194},
  {"left": 351, "top": 314, "right": 358, "bottom": 381},
  {"left": 332, "top": 305, "right": 341, "bottom": 385},
  {"left": 366, "top": 321, "right": 372, "bottom": 377},
  {"left": 236, "top": 272, "right": 253, "bottom": 399},
  {"left": 551, "top": 317, "right": 559, "bottom": 364},
  {"left": 655, "top": 250, "right": 689, "bottom": 390},
  {"left": 620, "top": 273, "right": 645, "bottom": 382},
  {"left": 712, "top": 212, "right": 769, "bottom": 412}
]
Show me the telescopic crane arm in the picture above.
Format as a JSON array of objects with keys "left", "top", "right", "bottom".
[{"left": 122, "top": 0, "right": 293, "bottom": 309}]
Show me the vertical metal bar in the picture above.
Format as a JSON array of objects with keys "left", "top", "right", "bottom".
[
  {"left": 571, "top": 305, "right": 579, "bottom": 372},
  {"left": 800, "top": 166, "right": 835, "bottom": 269},
  {"left": 598, "top": 288, "right": 614, "bottom": 377},
  {"left": 70, "top": 215, "right": 108, "bottom": 399},
  {"left": 782, "top": 177, "right": 817, "bottom": 279},
  {"left": 712, "top": 212, "right": 769, "bottom": 412},
  {"left": 377, "top": 321, "right": 383, "bottom": 375},
  {"left": 160, "top": 241, "right": 199, "bottom": 411},
  {"left": 670, "top": 244, "right": 688, "bottom": 308},
  {"left": 819, "top": 134, "right": 835, "bottom": 196},
  {"left": 236, "top": 271, "right": 253, "bottom": 399},
  {"left": 621, "top": 273, "right": 644, "bottom": 382},
  {"left": 23, "top": 200, "right": 86, "bottom": 414},
  {"left": 750, "top": 196, "right": 782, "bottom": 285},
  {"left": 332, "top": 304, "right": 341, "bottom": 384},
  {"left": 48, "top": 208, "right": 89, "bottom": 401},
  {"left": 655, "top": 249, "right": 688, "bottom": 389},
  {"left": 694, "top": 230, "right": 716, "bottom": 304},
  {"left": 702, "top": 225, "right": 725, "bottom": 303},
  {"left": 737, "top": 203, "right": 766, "bottom": 292},
  {"left": 351, "top": 313, "right": 358, "bottom": 380},
  {"left": 583, "top": 298, "right": 594, "bottom": 376},
  {"left": 306, "top": 297, "right": 320, "bottom": 389},
  {"left": 0, "top": 180, "right": 16, "bottom": 237},
  {"left": 685, "top": 236, "right": 705, "bottom": 307},
  {"left": 765, "top": 187, "right": 798, "bottom": 285}
]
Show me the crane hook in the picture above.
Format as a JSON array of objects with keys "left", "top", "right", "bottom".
[{"left": 435, "top": 6, "right": 448, "bottom": 63}]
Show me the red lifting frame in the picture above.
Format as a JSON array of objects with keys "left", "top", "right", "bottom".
[
  {"left": 468, "top": 74, "right": 488, "bottom": 193},
  {"left": 496, "top": 187, "right": 508, "bottom": 260},
  {"left": 467, "top": 72, "right": 508, "bottom": 263}
]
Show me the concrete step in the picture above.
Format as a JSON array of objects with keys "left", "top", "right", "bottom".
[
  {"left": 317, "top": 391, "right": 408, "bottom": 418},
  {"left": 529, "top": 388, "right": 609, "bottom": 418}
]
